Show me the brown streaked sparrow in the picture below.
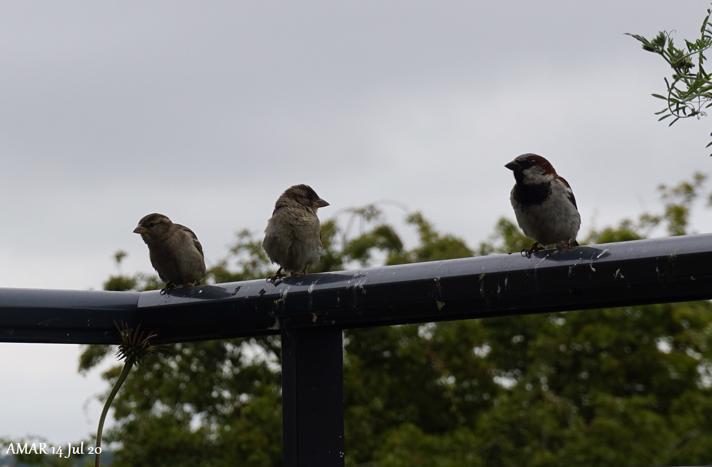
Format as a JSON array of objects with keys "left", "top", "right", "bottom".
[
  {"left": 133, "top": 213, "right": 207, "bottom": 291},
  {"left": 263, "top": 184, "right": 329, "bottom": 280},
  {"left": 505, "top": 154, "right": 581, "bottom": 255}
]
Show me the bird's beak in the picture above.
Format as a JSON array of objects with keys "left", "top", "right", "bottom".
[
  {"left": 133, "top": 226, "right": 146, "bottom": 234},
  {"left": 316, "top": 198, "right": 330, "bottom": 208},
  {"left": 505, "top": 160, "right": 518, "bottom": 171}
]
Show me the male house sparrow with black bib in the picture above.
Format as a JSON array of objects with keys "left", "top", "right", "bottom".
[
  {"left": 505, "top": 154, "right": 581, "bottom": 255},
  {"left": 133, "top": 213, "right": 207, "bottom": 291},
  {"left": 263, "top": 184, "right": 329, "bottom": 279}
]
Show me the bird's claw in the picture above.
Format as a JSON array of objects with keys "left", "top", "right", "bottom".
[
  {"left": 267, "top": 268, "right": 285, "bottom": 285},
  {"left": 521, "top": 242, "right": 544, "bottom": 258},
  {"left": 267, "top": 275, "right": 284, "bottom": 285},
  {"left": 556, "top": 240, "right": 578, "bottom": 250},
  {"left": 160, "top": 282, "right": 176, "bottom": 295}
]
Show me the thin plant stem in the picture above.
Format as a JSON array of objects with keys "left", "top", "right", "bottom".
[{"left": 95, "top": 356, "right": 135, "bottom": 467}]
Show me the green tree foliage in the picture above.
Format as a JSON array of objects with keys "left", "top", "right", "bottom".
[
  {"left": 72, "top": 176, "right": 712, "bottom": 467},
  {"left": 628, "top": 6, "right": 712, "bottom": 154}
]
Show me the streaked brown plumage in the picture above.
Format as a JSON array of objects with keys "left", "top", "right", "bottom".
[
  {"left": 133, "top": 213, "right": 206, "bottom": 289},
  {"left": 263, "top": 184, "right": 329, "bottom": 278}
]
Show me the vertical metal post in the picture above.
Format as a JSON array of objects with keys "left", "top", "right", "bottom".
[{"left": 281, "top": 327, "right": 344, "bottom": 467}]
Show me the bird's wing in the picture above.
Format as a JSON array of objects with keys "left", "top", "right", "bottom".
[
  {"left": 557, "top": 176, "right": 578, "bottom": 209},
  {"left": 263, "top": 215, "right": 294, "bottom": 262},
  {"left": 175, "top": 224, "right": 204, "bottom": 258}
]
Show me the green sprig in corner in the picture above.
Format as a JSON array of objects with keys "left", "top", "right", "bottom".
[{"left": 628, "top": 6, "right": 712, "bottom": 154}]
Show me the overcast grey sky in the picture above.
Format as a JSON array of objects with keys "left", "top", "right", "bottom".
[{"left": 2, "top": 0, "right": 712, "bottom": 444}]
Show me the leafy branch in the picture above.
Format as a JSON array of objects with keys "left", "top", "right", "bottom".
[{"left": 627, "top": 6, "right": 712, "bottom": 153}]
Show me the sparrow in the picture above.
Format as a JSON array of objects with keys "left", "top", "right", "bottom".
[
  {"left": 505, "top": 154, "right": 581, "bottom": 255},
  {"left": 133, "top": 213, "right": 207, "bottom": 291},
  {"left": 263, "top": 184, "right": 330, "bottom": 280}
]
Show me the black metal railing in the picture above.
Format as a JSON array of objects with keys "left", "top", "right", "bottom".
[{"left": 2, "top": 234, "right": 712, "bottom": 466}]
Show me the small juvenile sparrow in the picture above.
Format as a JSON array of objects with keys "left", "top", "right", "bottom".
[
  {"left": 505, "top": 154, "right": 581, "bottom": 254},
  {"left": 263, "top": 184, "right": 329, "bottom": 279},
  {"left": 133, "top": 213, "right": 207, "bottom": 291}
]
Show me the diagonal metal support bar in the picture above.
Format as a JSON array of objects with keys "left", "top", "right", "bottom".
[
  {"left": 2, "top": 234, "right": 712, "bottom": 344},
  {"left": 281, "top": 327, "right": 344, "bottom": 467}
]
